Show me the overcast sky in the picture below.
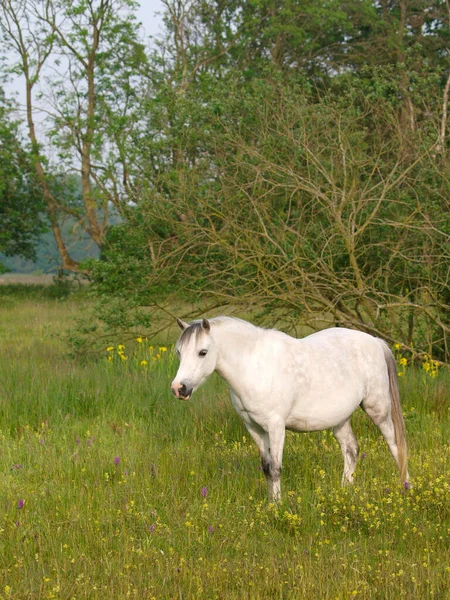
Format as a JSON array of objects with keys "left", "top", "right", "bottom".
[
  {"left": 137, "top": 0, "right": 164, "bottom": 38},
  {"left": 4, "top": 0, "right": 165, "bottom": 104}
]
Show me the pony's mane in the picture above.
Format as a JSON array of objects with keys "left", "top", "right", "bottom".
[
  {"left": 177, "top": 321, "right": 205, "bottom": 349},
  {"left": 209, "top": 316, "right": 255, "bottom": 329},
  {"left": 177, "top": 316, "right": 258, "bottom": 349}
]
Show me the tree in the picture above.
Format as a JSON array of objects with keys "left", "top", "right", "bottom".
[
  {"left": 0, "top": 90, "right": 46, "bottom": 269},
  {"left": 3, "top": 0, "right": 448, "bottom": 363},
  {"left": 76, "top": 0, "right": 450, "bottom": 363},
  {"left": 0, "top": 0, "right": 147, "bottom": 271},
  {"left": 89, "top": 77, "right": 450, "bottom": 361}
]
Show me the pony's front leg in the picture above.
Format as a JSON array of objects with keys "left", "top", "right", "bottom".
[
  {"left": 266, "top": 421, "right": 286, "bottom": 502},
  {"left": 246, "top": 420, "right": 286, "bottom": 502},
  {"left": 244, "top": 422, "right": 272, "bottom": 494}
]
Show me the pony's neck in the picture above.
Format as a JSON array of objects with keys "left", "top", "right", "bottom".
[{"left": 212, "top": 318, "right": 261, "bottom": 390}]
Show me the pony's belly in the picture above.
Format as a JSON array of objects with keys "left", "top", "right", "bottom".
[
  {"left": 285, "top": 398, "right": 361, "bottom": 432},
  {"left": 285, "top": 416, "right": 342, "bottom": 432}
]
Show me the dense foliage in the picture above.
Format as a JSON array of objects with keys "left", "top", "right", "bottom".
[
  {"left": 1, "top": 0, "right": 450, "bottom": 360},
  {"left": 0, "top": 91, "right": 46, "bottom": 270}
]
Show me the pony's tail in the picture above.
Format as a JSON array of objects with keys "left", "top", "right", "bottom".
[{"left": 381, "top": 341, "right": 408, "bottom": 484}]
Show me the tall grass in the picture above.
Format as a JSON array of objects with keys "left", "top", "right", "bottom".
[{"left": 0, "top": 291, "right": 449, "bottom": 599}]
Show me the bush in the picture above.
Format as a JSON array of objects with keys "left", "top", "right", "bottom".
[{"left": 86, "top": 76, "right": 450, "bottom": 361}]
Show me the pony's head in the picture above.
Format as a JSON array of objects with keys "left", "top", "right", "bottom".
[{"left": 171, "top": 318, "right": 218, "bottom": 400}]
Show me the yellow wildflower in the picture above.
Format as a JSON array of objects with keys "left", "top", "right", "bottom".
[
  {"left": 140, "top": 360, "right": 148, "bottom": 366},
  {"left": 136, "top": 336, "right": 143, "bottom": 343},
  {"left": 399, "top": 358, "right": 407, "bottom": 366},
  {"left": 106, "top": 346, "right": 114, "bottom": 352},
  {"left": 159, "top": 346, "right": 167, "bottom": 352}
]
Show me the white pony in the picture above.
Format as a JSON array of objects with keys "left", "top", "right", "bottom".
[{"left": 171, "top": 317, "right": 409, "bottom": 501}]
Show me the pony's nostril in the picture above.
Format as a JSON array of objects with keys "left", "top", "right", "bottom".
[{"left": 171, "top": 381, "right": 192, "bottom": 400}]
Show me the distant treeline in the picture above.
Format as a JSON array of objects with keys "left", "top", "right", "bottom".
[{"left": 1, "top": 218, "right": 100, "bottom": 274}]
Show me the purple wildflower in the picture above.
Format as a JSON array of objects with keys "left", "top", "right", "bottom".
[
  {"left": 87, "top": 439, "right": 91, "bottom": 447},
  {"left": 114, "top": 456, "right": 120, "bottom": 466},
  {"left": 208, "top": 525, "right": 214, "bottom": 534},
  {"left": 76, "top": 438, "right": 80, "bottom": 445},
  {"left": 404, "top": 480, "right": 412, "bottom": 490},
  {"left": 360, "top": 452, "right": 367, "bottom": 460},
  {"left": 201, "top": 486, "right": 208, "bottom": 498},
  {"left": 17, "top": 498, "right": 24, "bottom": 509},
  {"left": 149, "top": 524, "right": 156, "bottom": 533},
  {"left": 39, "top": 439, "right": 44, "bottom": 445},
  {"left": 15, "top": 521, "right": 20, "bottom": 527}
]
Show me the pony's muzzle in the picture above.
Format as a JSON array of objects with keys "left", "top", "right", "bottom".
[{"left": 171, "top": 381, "right": 192, "bottom": 400}]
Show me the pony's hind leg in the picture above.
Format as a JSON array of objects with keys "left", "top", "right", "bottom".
[
  {"left": 362, "top": 396, "right": 410, "bottom": 482},
  {"left": 333, "top": 419, "right": 359, "bottom": 485}
]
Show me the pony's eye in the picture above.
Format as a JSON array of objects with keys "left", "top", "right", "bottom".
[{"left": 199, "top": 349, "right": 208, "bottom": 357}]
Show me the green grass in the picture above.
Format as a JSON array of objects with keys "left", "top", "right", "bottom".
[{"left": 0, "top": 290, "right": 449, "bottom": 599}]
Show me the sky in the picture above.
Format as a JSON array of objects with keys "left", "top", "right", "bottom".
[
  {"left": 137, "top": 0, "right": 164, "bottom": 38},
  {"left": 4, "top": 0, "right": 165, "bottom": 105}
]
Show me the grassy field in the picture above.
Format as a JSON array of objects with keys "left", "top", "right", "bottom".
[
  {"left": 0, "top": 289, "right": 449, "bottom": 599},
  {"left": 0, "top": 275, "right": 56, "bottom": 286}
]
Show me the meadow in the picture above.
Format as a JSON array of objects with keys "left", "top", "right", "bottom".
[{"left": 0, "top": 288, "right": 449, "bottom": 599}]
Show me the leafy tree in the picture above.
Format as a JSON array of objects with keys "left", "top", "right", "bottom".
[
  {"left": 89, "top": 75, "right": 450, "bottom": 361},
  {"left": 76, "top": 0, "right": 450, "bottom": 362},
  {"left": 0, "top": 0, "right": 147, "bottom": 270},
  {"left": 2, "top": 0, "right": 450, "bottom": 363},
  {"left": 0, "top": 91, "right": 46, "bottom": 270}
]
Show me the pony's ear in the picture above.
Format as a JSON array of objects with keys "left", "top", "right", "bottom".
[
  {"left": 202, "top": 318, "right": 211, "bottom": 332},
  {"left": 176, "top": 318, "right": 189, "bottom": 330}
]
